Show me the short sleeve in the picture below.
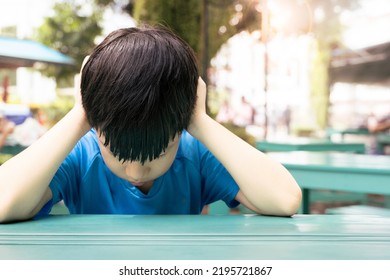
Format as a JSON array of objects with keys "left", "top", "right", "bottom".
[{"left": 197, "top": 141, "right": 240, "bottom": 208}]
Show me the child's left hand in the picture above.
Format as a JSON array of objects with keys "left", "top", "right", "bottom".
[{"left": 187, "top": 77, "right": 207, "bottom": 136}]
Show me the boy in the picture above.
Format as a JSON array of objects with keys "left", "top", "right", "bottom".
[{"left": 0, "top": 25, "right": 301, "bottom": 223}]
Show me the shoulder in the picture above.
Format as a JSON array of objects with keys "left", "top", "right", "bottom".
[
  {"left": 68, "top": 129, "right": 101, "bottom": 165},
  {"left": 177, "top": 130, "right": 207, "bottom": 159},
  {"left": 178, "top": 130, "right": 200, "bottom": 148},
  {"left": 176, "top": 130, "right": 215, "bottom": 168},
  {"left": 79, "top": 129, "right": 100, "bottom": 147}
]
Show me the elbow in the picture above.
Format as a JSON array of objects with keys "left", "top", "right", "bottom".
[
  {"left": 0, "top": 200, "right": 14, "bottom": 223},
  {"left": 278, "top": 185, "right": 302, "bottom": 217},
  {"left": 0, "top": 195, "right": 27, "bottom": 224},
  {"left": 260, "top": 185, "right": 302, "bottom": 217},
  {"left": 249, "top": 185, "right": 302, "bottom": 217}
]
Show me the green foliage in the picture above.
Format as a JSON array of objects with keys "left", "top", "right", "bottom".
[
  {"left": 32, "top": 0, "right": 361, "bottom": 131},
  {"left": 39, "top": 94, "right": 75, "bottom": 128},
  {"left": 221, "top": 122, "right": 256, "bottom": 146},
  {"left": 309, "top": 41, "right": 331, "bottom": 129},
  {"left": 35, "top": 1, "right": 104, "bottom": 86},
  {"left": 207, "top": 0, "right": 241, "bottom": 61},
  {"left": 132, "top": 0, "right": 260, "bottom": 74},
  {"left": 133, "top": 0, "right": 200, "bottom": 54},
  {"left": 0, "top": 153, "right": 13, "bottom": 165},
  {"left": 309, "top": 0, "right": 360, "bottom": 48},
  {"left": 306, "top": 0, "right": 360, "bottom": 129}
]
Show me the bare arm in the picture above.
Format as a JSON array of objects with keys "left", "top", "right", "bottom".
[
  {"left": 187, "top": 78, "right": 302, "bottom": 216},
  {"left": 0, "top": 62, "right": 91, "bottom": 223}
]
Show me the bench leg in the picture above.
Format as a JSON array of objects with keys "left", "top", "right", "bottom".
[
  {"left": 302, "top": 189, "right": 310, "bottom": 214},
  {"left": 384, "top": 195, "right": 390, "bottom": 208}
]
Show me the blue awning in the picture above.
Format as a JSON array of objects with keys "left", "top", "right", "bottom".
[{"left": 0, "top": 36, "right": 75, "bottom": 68}]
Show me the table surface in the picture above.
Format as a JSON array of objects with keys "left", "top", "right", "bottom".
[
  {"left": 268, "top": 151, "right": 390, "bottom": 213},
  {"left": 268, "top": 151, "right": 390, "bottom": 174},
  {"left": 1, "top": 214, "right": 390, "bottom": 260},
  {"left": 377, "top": 133, "right": 390, "bottom": 144},
  {"left": 256, "top": 137, "right": 366, "bottom": 153},
  {"left": 326, "top": 127, "right": 370, "bottom": 136},
  {"left": 0, "top": 144, "right": 26, "bottom": 155}
]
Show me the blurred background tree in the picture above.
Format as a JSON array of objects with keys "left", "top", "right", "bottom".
[
  {"left": 130, "top": 0, "right": 360, "bottom": 129},
  {"left": 131, "top": 0, "right": 262, "bottom": 86},
  {"left": 308, "top": 0, "right": 360, "bottom": 129},
  {"left": 129, "top": 0, "right": 262, "bottom": 115},
  {"left": 34, "top": 1, "right": 104, "bottom": 87},
  {"left": 33, "top": 0, "right": 360, "bottom": 130}
]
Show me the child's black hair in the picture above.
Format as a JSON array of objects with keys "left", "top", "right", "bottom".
[{"left": 81, "top": 25, "right": 199, "bottom": 163}]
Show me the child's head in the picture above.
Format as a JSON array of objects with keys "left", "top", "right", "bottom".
[{"left": 81, "top": 25, "right": 199, "bottom": 164}]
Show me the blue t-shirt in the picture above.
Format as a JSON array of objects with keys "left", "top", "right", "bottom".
[{"left": 40, "top": 130, "right": 239, "bottom": 215}]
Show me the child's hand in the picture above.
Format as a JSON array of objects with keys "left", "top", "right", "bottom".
[
  {"left": 73, "top": 56, "right": 91, "bottom": 132},
  {"left": 74, "top": 56, "right": 90, "bottom": 108},
  {"left": 187, "top": 77, "right": 208, "bottom": 137}
]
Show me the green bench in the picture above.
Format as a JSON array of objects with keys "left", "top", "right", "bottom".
[
  {"left": 50, "top": 201, "right": 70, "bottom": 215},
  {"left": 268, "top": 151, "right": 390, "bottom": 214},
  {"left": 326, "top": 205, "right": 390, "bottom": 215}
]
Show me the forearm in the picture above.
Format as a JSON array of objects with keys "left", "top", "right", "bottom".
[
  {"left": 0, "top": 107, "right": 90, "bottom": 222},
  {"left": 189, "top": 114, "right": 302, "bottom": 216}
]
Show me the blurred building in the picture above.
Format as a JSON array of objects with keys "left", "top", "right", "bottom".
[
  {"left": 211, "top": 0, "right": 390, "bottom": 137},
  {"left": 211, "top": 30, "right": 313, "bottom": 137},
  {"left": 0, "top": 0, "right": 56, "bottom": 104},
  {"left": 328, "top": 1, "right": 390, "bottom": 130}
]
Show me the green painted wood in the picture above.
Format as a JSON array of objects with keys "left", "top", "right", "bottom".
[
  {"left": 49, "top": 201, "right": 70, "bottom": 215},
  {"left": 326, "top": 128, "right": 370, "bottom": 139},
  {"left": 326, "top": 205, "right": 390, "bottom": 215},
  {"left": 256, "top": 137, "right": 366, "bottom": 153},
  {"left": 268, "top": 152, "right": 390, "bottom": 213},
  {"left": 0, "top": 144, "right": 26, "bottom": 156},
  {"left": 1, "top": 214, "right": 390, "bottom": 260},
  {"left": 0, "top": 145, "right": 26, "bottom": 164},
  {"left": 310, "top": 191, "right": 366, "bottom": 203},
  {"left": 207, "top": 200, "right": 230, "bottom": 214},
  {"left": 377, "top": 133, "right": 390, "bottom": 154}
]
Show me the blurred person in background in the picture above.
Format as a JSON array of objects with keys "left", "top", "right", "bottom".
[
  {"left": 232, "top": 96, "right": 255, "bottom": 127},
  {"left": 368, "top": 113, "right": 390, "bottom": 133},
  {"left": 0, "top": 116, "right": 15, "bottom": 149},
  {"left": 216, "top": 99, "right": 233, "bottom": 124},
  {"left": 366, "top": 112, "right": 390, "bottom": 155}
]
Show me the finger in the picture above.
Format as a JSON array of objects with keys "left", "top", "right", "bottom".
[
  {"left": 81, "top": 55, "right": 90, "bottom": 70},
  {"left": 197, "top": 77, "right": 206, "bottom": 93},
  {"left": 75, "top": 56, "right": 89, "bottom": 99},
  {"left": 74, "top": 73, "right": 81, "bottom": 99}
]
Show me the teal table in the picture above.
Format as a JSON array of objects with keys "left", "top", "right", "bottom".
[
  {"left": 1, "top": 214, "right": 390, "bottom": 260},
  {"left": 0, "top": 144, "right": 26, "bottom": 164},
  {"left": 0, "top": 144, "right": 26, "bottom": 155},
  {"left": 326, "top": 127, "right": 370, "bottom": 140},
  {"left": 377, "top": 133, "right": 390, "bottom": 154},
  {"left": 268, "top": 151, "right": 390, "bottom": 214},
  {"left": 256, "top": 137, "right": 366, "bottom": 153}
]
